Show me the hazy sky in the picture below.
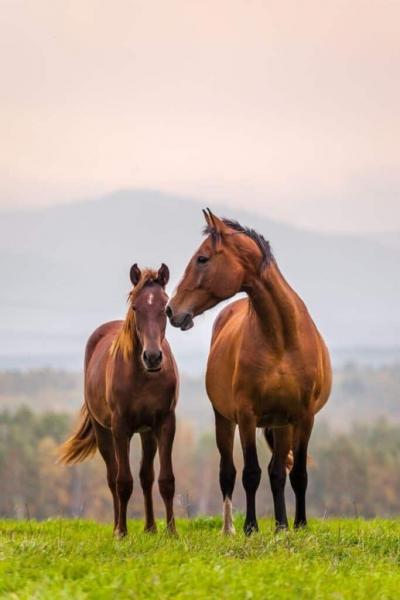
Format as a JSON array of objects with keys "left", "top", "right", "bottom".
[{"left": 1, "top": 0, "right": 399, "bottom": 232}]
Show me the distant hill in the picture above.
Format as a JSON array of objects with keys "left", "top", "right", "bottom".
[{"left": 0, "top": 189, "right": 399, "bottom": 372}]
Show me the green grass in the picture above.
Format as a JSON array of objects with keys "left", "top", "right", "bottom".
[{"left": 0, "top": 517, "right": 400, "bottom": 599}]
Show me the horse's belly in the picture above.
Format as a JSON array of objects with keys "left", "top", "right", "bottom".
[
  {"left": 206, "top": 337, "right": 304, "bottom": 424},
  {"left": 256, "top": 412, "right": 292, "bottom": 428}
]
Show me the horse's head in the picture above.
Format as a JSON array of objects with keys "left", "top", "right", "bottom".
[
  {"left": 129, "top": 263, "right": 170, "bottom": 371},
  {"left": 167, "top": 209, "right": 270, "bottom": 331}
]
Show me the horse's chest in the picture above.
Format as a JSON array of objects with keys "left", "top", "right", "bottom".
[
  {"left": 129, "top": 388, "right": 173, "bottom": 415},
  {"left": 109, "top": 376, "right": 176, "bottom": 432},
  {"left": 124, "top": 398, "right": 170, "bottom": 433}
]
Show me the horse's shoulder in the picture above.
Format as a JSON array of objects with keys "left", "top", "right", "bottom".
[{"left": 211, "top": 298, "right": 247, "bottom": 340}]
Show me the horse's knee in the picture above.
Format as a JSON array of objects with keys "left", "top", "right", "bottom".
[
  {"left": 158, "top": 476, "right": 175, "bottom": 500},
  {"left": 107, "top": 474, "right": 117, "bottom": 492},
  {"left": 242, "top": 464, "right": 261, "bottom": 494},
  {"left": 269, "top": 465, "right": 286, "bottom": 494},
  {"left": 116, "top": 477, "right": 133, "bottom": 501},
  {"left": 289, "top": 467, "right": 307, "bottom": 494},
  {"left": 140, "top": 469, "right": 155, "bottom": 491}
]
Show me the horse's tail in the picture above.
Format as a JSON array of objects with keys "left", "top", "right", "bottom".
[
  {"left": 58, "top": 405, "right": 97, "bottom": 465},
  {"left": 264, "top": 428, "right": 294, "bottom": 472}
]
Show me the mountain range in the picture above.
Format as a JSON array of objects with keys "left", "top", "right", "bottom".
[{"left": 0, "top": 189, "right": 399, "bottom": 373}]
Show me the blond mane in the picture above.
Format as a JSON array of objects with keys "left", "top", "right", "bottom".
[{"left": 109, "top": 269, "right": 159, "bottom": 362}]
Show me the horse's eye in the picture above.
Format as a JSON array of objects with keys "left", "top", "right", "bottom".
[{"left": 197, "top": 255, "right": 209, "bottom": 264}]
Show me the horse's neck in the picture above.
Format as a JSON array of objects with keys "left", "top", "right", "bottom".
[{"left": 244, "top": 262, "right": 301, "bottom": 351}]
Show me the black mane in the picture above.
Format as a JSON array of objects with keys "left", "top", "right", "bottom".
[{"left": 203, "top": 218, "right": 274, "bottom": 268}]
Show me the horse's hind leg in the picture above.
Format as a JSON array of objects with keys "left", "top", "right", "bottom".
[
  {"left": 93, "top": 420, "right": 119, "bottom": 531},
  {"left": 289, "top": 415, "right": 314, "bottom": 528},
  {"left": 112, "top": 419, "right": 133, "bottom": 538},
  {"left": 140, "top": 431, "right": 158, "bottom": 533},
  {"left": 238, "top": 412, "right": 261, "bottom": 535},
  {"left": 156, "top": 412, "right": 176, "bottom": 534},
  {"left": 214, "top": 408, "right": 236, "bottom": 534},
  {"left": 268, "top": 425, "right": 292, "bottom": 531}
]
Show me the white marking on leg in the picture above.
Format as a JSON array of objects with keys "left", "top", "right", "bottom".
[{"left": 223, "top": 497, "right": 235, "bottom": 534}]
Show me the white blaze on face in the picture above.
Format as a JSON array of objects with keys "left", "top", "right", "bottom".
[{"left": 147, "top": 293, "right": 154, "bottom": 306}]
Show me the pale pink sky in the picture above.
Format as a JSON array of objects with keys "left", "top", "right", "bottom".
[{"left": 1, "top": 0, "right": 399, "bottom": 232}]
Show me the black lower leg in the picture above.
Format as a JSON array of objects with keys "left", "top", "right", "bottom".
[
  {"left": 268, "top": 428, "right": 291, "bottom": 531},
  {"left": 238, "top": 415, "right": 261, "bottom": 536},
  {"left": 269, "top": 461, "right": 288, "bottom": 530},
  {"left": 290, "top": 419, "right": 312, "bottom": 528},
  {"left": 290, "top": 467, "right": 307, "bottom": 527},
  {"left": 242, "top": 461, "right": 262, "bottom": 535},
  {"left": 220, "top": 460, "right": 236, "bottom": 501}
]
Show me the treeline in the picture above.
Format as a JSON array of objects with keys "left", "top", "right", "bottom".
[
  {"left": 0, "top": 407, "right": 399, "bottom": 520},
  {"left": 1, "top": 364, "right": 400, "bottom": 430}
]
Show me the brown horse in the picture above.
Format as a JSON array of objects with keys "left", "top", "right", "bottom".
[
  {"left": 167, "top": 210, "right": 331, "bottom": 534},
  {"left": 59, "top": 264, "right": 178, "bottom": 537}
]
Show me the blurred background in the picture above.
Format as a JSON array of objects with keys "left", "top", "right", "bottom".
[{"left": 0, "top": 1, "right": 399, "bottom": 520}]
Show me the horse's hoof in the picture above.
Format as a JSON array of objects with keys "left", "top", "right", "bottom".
[
  {"left": 294, "top": 520, "right": 307, "bottom": 530},
  {"left": 144, "top": 524, "right": 157, "bottom": 534},
  {"left": 167, "top": 527, "right": 178, "bottom": 538},
  {"left": 114, "top": 529, "right": 127, "bottom": 539},
  {"left": 244, "top": 521, "right": 259, "bottom": 536},
  {"left": 275, "top": 523, "right": 289, "bottom": 534},
  {"left": 222, "top": 526, "right": 236, "bottom": 536}
]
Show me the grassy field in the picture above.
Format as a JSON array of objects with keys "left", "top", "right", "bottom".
[{"left": 0, "top": 517, "right": 399, "bottom": 599}]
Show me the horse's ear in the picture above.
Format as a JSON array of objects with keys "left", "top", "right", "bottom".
[
  {"left": 130, "top": 263, "right": 142, "bottom": 286},
  {"left": 206, "top": 208, "right": 226, "bottom": 251},
  {"left": 157, "top": 263, "right": 170, "bottom": 288},
  {"left": 202, "top": 208, "right": 212, "bottom": 227},
  {"left": 207, "top": 208, "right": 226, "bottom": 236}
]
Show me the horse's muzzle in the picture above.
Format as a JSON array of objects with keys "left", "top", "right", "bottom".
[
  {"left": 142, "top": 350, "right": 163, "bottom": 372},
  {"left": 166, "top": 306, "right": 194, "bottom": 331}
]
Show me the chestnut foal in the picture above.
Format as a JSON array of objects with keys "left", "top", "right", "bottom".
[
  {"left": 167, "top": 210, "right": 332, "bottom": 534},
  {"left": 60, "top": 264, "right": 178, "bottom": 537}
]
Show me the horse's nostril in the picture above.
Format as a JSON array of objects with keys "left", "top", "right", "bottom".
[
  {"left": 166, "top": 305, "right": 173, "bottom": 319},
  {"left": 143, "top": 350, "right": 163, "bottom": 367}
]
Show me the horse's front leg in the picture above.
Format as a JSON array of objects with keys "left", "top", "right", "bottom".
[
  {"left": 214, "top": 408, "right": 237, "bottom": 534},
  {"left": 140, "top": 431, "right": 158, "bottom": 533},
  {"left": 238, "top": 412, "right": 261, "bottom": 535},
  {"left": 156, "top": 411, "right": 176, "bottom": 534},
  {"left": 112, "top": 419, "right": 133, "bottom": 538}
]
